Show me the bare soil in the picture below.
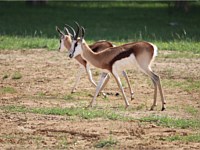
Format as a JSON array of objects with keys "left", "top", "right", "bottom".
[{"left": 0, "top": 49, "right": 200, "bottom": 149}]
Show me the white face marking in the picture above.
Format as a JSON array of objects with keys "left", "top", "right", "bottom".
[{"left": 69, "top": 40, "right": 83, "bottom": 58}]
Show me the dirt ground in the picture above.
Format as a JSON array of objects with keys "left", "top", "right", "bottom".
[{"left": 0, "top": 49, "right": 200, "bottom": 149}]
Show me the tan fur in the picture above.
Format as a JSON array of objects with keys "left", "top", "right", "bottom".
[
  {"left": 62, "top": 37, "right": 114, "bottom": 67},
  {"left": 64, "top": 36, "right": 72, "bottom": 50},
  {"left": 81, "top": 41, "right": 154, "bottom": 72}
]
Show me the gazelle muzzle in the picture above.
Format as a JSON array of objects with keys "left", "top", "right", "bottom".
[{"left": 69, "top": 53, "right": 74, "bottom": 58}]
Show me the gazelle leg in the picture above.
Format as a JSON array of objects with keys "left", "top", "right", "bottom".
[
  {"left": 88, "top": 72, "right": 108, "bottom": 107},
  {"left": 85, "top": 63, "right": 107, "bottom": 96},
  {"left": 144, "top": 68, "right": 166, "bottom": 111},
  {"left": 153, "top": 74, "right": 166, "bottom": 111},
  {"left": 71, "top": 66, "right": 83, "bottom": 93},
  {"left": 122, "top": 71, "right": 134, "bottom": 100},
  {"left": 85, "top": 63, "right": 97, "bottom": 87},
  {"left": 98, "top": 73, "right": 110, "bottom": 96},
  {"left": 112, "top": 70, "right": 130, "bottom": 108},
  {"left": 150, "top": 78, "right": 157, "bottom": 110}
]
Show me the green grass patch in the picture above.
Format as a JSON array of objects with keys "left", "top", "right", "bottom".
[
  {"left": 0, "top": 36, "right": 57, "bottom": 50},
  {"left": 12, "top": 71, "right": 22, "bottom": 80},
  {"left": 0, "top": 87, "right": 17, "bottom": 94},
  {"left": 184, "top": 106, "right": 199, "bottom": 116},
  {"left": 63, "top": 94, "right": 75, "bottom": 101},
  {"left": 0, "top": 105, "right": 131, "bottom": 120},
  {"left": 163, "top": 79, "right": 200, "bottom": 92},
  {"left": 159, "top": 51, "right": 200, "bottom": 59},
  {"left": 139, "top": 115, "right": 200, "bottom": 129},
  {"left": 57, "top": 136, "right": 68, "bottom": 149},
  {"left": 2, "top": 74, "right": 9, "bottom": 79},
  {"left": 0, "top": 2, "right": 200, "bottom": 52},
  {"left": 36, "top": 92, "right": 46, "bottom": 97},
  {"left": 164, "top": 134, "right": 200, "bottom": 143},
  {"left": 94, "top": 137, "right": 117, "bottom": 148}
]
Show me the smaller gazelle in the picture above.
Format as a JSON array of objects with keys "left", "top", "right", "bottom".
[
  {"left": 56, "top": 25, "right": 134, "bottom": 99},
  {"left": 69, "top": 25, "right": 166, "bottom": 111}
]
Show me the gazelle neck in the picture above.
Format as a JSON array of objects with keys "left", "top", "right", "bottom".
[{"left": 81, "top": 40, "right": 102, "bottom": 68}]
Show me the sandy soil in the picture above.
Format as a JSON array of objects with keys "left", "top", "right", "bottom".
[{"left": 0, "top": 49, "right": 200, "bottom": 149}]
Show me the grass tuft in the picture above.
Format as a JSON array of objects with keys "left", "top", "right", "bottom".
[
  {"left": 2, "top": 74, "right": 9, "bottom": 79},
  {"left": 184, "top": 106, "right": 199, "bottom": 116},
  {"left": 94, "top": 137, "right": 117, "bottom": 148},
  {"left": 164, "top": 134, "right": 200, "bottom": 143},
  {"left": 139, "top": 115, "right": 200, "bottom": 129},
  {"left": 0, "top": 105, "right": 131, "bottom": 120},
  {"left": 12, "top": 71, "right": 22, "bottom": 80},
  {"left": 163, "top": 79, "right": 200, "bottom": 92},
  {"left": 0, "top": 87, "right": 17, "bottom": 94}
]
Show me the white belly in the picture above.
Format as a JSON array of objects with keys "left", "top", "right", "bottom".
[{"left": 112, "top": 54, "right": 136, "bottom": 73}]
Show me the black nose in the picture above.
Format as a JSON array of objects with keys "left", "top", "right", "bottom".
[{"left": 69, "top": 54, "right": 73, "bottom": 58}]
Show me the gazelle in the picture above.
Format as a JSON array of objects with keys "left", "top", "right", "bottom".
[
  {"left": 68, "top": 24, "right": 166, "bottom": 111},
  {"left": 56, "top": 25, "right": 134, "bottom": 99}
]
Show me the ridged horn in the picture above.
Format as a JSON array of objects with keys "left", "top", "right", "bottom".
[
  {"left": 74, "top": 21, "right": 80, "bottom": 40},
  {"left": 81, "top": 26, "right": 85, "bottom": 39},
  {"left": 56, "top": 26, "right": 64, "bottom": 35},
  {"left": 65, "top": 24, "right": 76, "bottom": 38}
]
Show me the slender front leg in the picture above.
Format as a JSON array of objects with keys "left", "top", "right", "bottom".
[
  {"left": 98, "top": 73, "right": 110, "bottom": 96},
  {"left": 112, "top": 70, "right": 130, "bottom": 108},
  {"left": 71, "top": 66, "right": 84, "bottom": 93},
  {"left": 88, "top": 72, "right": 108, "bottom": 107},
  {"left": 85, "top": 63, "right": 97, "bottom": 87},
  {"left": 122, "top": 71, "right": 134, "bottom": 100}
]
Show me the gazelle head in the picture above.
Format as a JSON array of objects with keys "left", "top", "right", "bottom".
[
  {"left": 56, "top": 26, "right": 72, "bottom": 52},
  {"left": 69, "top": 22, "right": 85, "bottom": 58}
]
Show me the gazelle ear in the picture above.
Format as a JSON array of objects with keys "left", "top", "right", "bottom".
[{"left": 56, "top": 26, "right": 64, "bottom": 36}]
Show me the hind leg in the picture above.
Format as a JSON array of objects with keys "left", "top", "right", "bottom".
[
  {"left": 138, "top": 63, "right": 165, "bottom": 111},
  {"left": 122, "top": 71, "right": 134, "bottom": 100},
  {"left": 150, "top": 78, "right": 157, "bottom": 110},
  {"left": 146, "top": 69, "right": 166, "bottom": 111}
]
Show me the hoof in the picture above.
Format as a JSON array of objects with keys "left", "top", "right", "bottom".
[
  {"left": 125, "top": 105, "right": 129, "bottom": 109},
  {"left": 87, "top": 104, "right": 93, "bottom": 108},
  {"left": 161, "top": 107, "right": 166, "bottom": 111},
  {"left": 150, "top": 105, "right": 156, "bottom": 111},
  {"left": 150, "top": 107, "right": 154, "bottom": 111},
  {"left": 115, "top": 92, "right": 120, "bottom": 96}
]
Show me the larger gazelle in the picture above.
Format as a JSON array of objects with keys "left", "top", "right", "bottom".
[
  {"left": 56, "top": 24, "right": 134, "bottom": 99},
  {"left": 69, "top": 25, "right": 166, "bottom": 111}
]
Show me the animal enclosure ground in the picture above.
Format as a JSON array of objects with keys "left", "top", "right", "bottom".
[{"left": 0, "top": 49, "right": 200, "bottom": 149}]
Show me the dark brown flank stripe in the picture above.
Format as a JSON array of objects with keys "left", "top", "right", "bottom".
[
  {"left": 110, "top": 47, "right": 136, "bottom": 66},
  {"left": 108, "top": 42, "right": 154, "bottom": 72}
]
